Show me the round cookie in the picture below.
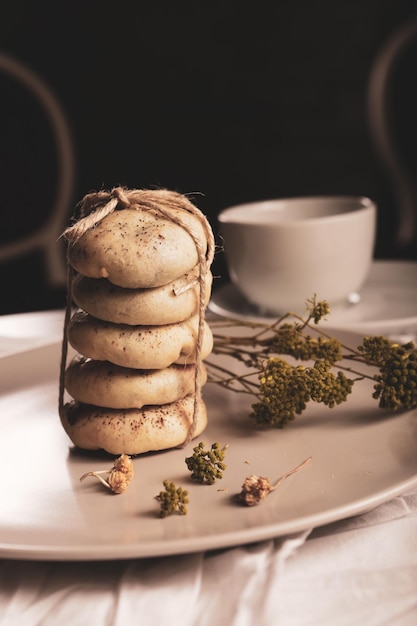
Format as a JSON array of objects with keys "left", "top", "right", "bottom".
[
  {"left": 71, "top": 266, "right": 213, "bottom": 326},
  {"left": 65, "top": 355, "right": 208, "bottom": 409},
  {"left": 67, "top": 207, "right": 208, "bottom": 289},
  {"left": 68, "top": 311, "right": 214, "bottom": 369},
  {"left": 60, "top": 394, "right": 208, "bottom": 455}
]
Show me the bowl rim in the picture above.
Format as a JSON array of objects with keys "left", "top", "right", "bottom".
[{"left": 217, "top": 195, "right": 376, "bottom": 225}]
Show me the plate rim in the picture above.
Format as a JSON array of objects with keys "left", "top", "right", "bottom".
[{"left": 1, "top": 472, "right": 417, "bottom": 562}]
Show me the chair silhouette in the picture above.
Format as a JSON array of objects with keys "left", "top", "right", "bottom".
[
  {"left": 0, "top": 52, "right": 74, "bottom": 287},
  {"left": 368, "top": 19, "right": 417, "bottom": 253}
]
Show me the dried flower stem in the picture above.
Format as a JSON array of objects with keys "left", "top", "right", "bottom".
[
  {"left": 239, "top": 456, "right": 313, "bottom": 506},
  {"left": 270, "top": 456, "right": 312, "bottom": 491},
  {"left": 80, "top": 470, "right": 113, "bottom": 489},
  {"left": 207, "top": 315, "right": 374, "bottom": 399}
]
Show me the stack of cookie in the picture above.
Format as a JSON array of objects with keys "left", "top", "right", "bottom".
[{"left": 59, "top": 188, "right": 215, "bottom": 456}]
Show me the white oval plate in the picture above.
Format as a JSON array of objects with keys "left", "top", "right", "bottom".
[{"left": 1, "top": 314, "right": 417, "bottom": 561}]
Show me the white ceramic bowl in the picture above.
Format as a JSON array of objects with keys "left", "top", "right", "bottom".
[{"left": 218, "top": 195, "right": 377, "bottom": 314}]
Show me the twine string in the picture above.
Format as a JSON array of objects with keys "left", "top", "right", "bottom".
[
  {"left": 58, "top": 263, "right": 74, "bottom": 416},
  {"left": 59, "top": 187, "right": 214, "bottom": 447}
]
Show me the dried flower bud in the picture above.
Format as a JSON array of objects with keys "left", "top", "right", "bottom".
[
  {"left": 107, "top": 455, "right": 134, "bottom": 493},
  {"left": 80, "top": 454, "right": 134, "bottom": 494},
  {"left": 239, "top": 475, "right": 272, "bottom": 506}
]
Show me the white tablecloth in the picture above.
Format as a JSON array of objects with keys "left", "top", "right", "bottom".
[{"left": 1, "top": 487, "right": 416, "bottom": 626}]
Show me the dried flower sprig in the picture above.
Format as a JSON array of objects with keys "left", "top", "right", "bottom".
[
  {"left": 80, "top": 454, "right": 134, "bottom": 494},
  {"left": 156, "top": 480, "right": 189, "bottom": 517},
  {"left": 206, "top": 296, "right": 417, "bottom": 427},
  {"left": 238, "top": 456, "right": 312, "bottom": 506},
  {"left": 185, "top": 441, "right": 228, "bottom": 484}
]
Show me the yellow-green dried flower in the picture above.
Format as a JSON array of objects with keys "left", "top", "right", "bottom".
[
  {"left": 251, "top": 356, "right": 354, "bottom": 427},
  {"left": 251, "top": 358, "right": 310, "bottom": 427},
  {"left": 306, "top": 296, "right": 330, "bottom": 324},
  {"left": 156, "top": 480, "right": 189, "bottom": 517},
  {"left": 207, "top": 295, "right": 417, "bottom": 429},
  {"left": 271, "top": 324, "right": 342, "bottom": 363},
  {"left": 185, "top": 441, "right": 227, "bottom": 484},
  {"left": 362, "top": 338, "right": 417, "bottom": 410},
  {"left": 306, "top": 360, "right": 354, "bottom": 407}
]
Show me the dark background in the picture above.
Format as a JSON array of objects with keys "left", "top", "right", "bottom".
[{"left": 1, "top": 0, "right": 417, "bottom": 314}]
